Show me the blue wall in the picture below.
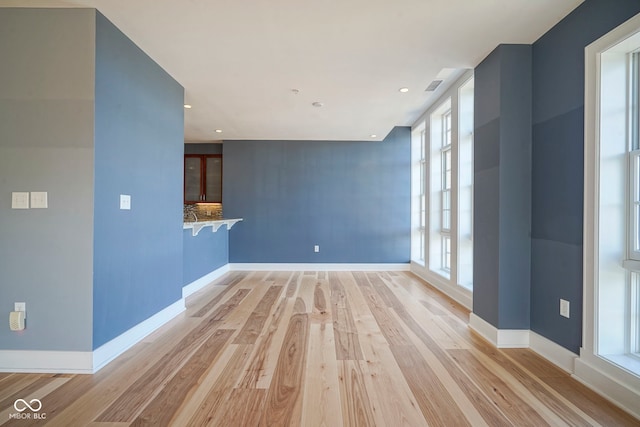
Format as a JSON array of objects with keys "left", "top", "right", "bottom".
[
  {"left": 530, "top": 0, "right": 640, "bottom": 354},
  {"left": 474, "top": 44, "right": 532, "bottom": 330},
  {"left": 223, "top": 126, "right": 411, "bottom": 263},
  {"left": 93, "top": 13, "right": 185, "bottom": 349},
  {"left": 183, "top": 228, "right": 229, "bottom": 285}
]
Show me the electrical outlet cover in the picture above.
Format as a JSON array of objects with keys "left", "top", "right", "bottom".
[{"left": 560, "top": 299, "right": 570, "bottom": 318}]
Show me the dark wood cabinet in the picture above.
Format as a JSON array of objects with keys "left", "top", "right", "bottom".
[{"left": 184, "top": 154, "right": 222, "bottom": 203}]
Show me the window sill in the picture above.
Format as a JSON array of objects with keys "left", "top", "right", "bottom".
[{"left": 601, "top": 353, "right": 640, "bottom": 379}]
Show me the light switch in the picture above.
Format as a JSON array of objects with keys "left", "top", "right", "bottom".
[
  {"left": 120, "top": 194, "right": 131, "bottom": 210},
  {"left": 11, "top": 192, "right": 29, "bottom": 209},
  {"left": 30, "top": 192, "right": 48, "bottom": 209}
]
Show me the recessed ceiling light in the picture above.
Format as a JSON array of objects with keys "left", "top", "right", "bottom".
[
  {"left": 399, "top": 87, "right": 409, "bottom": 93},
  {"left": 370, "top": 134, "right": 377, "bottom": 138},
  {"left": 312, "top": 101, "right": 323, "bottom": 107},
  {"left": 184, "top": 104, "right": 192, "bottom": 109},
  {"left": 215, "top": 129, "right": 223, "bottom": 133}
]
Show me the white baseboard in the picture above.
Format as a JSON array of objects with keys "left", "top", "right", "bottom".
[
  {"left": 411, "top": 261, "right": 472, "bottom": 310},
  {"left": 92, "top": 298, "right": 185, "bottom": 372},
  {"left": 0, "top": 350, "right": 93, "bottom": 374},
  {"left": 468, "top": 313, "right": 529, "bottom": 348},
  {"left": 0, "top": 299, "right": 186, "bottom": 374},
  {"left": 229, "top": 263, "right": 410, "bottom": 271},
  {"left": 183, "top": 264, "right": 230, "bottom": 298},
  {"left": 574, "top": 353, "right": 640, "bottom": 420},
  {"left": 529, "top": 331, "right": 576, "bottom": 373}
]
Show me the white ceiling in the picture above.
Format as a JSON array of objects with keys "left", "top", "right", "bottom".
[{"left": 1, "top": 0, "right": 583, "bottom": 141}]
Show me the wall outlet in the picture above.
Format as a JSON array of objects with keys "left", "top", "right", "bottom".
[
  {"left": 560, "top": 299, "right": 570, "bottom": 318},
  {"left": 120, "top": 194, "right": 131, "bottom": 210},
  {"left": 14, "top": 302, "right": 26, "bottom": 318},
  {"left": 314, "top": 245, "right": 320, "bottom": 253}
]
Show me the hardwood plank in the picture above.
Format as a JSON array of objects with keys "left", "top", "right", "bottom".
[
  {"left": 355, "top": 273, "right": 479, "bottom": 426},
  {"left": 356, "top": 344, "right": 428, "bottom": 427},
  {"left": 214, "top": 389, "right": 267, "bottom": 427},
  {"left": 270, "top": 271, "right": 293, "bottom": 287},
  {"left": 130, "top": 329, "right": 234, "bottom": 426},
  {"left": 84, "top": 423, "right": 130, "bottom": 426},
  {"left": 338, "top": 361, "right": 376, "bottom": 427},
  {"left": 542, "top": 376, "right": 640, "bottom": 427},
  {"left": 296, "top": 275, "right": 316, "bottom": 314},
  {"left": 97, "top": 289, "right": 250, "bottom": 422},
  {"left": 0, "top": 377, "right": 69, "bottom": 425},
  {"left": 186, "top": 344, "right": 253, "bottom": 426},
  {"left": 448, "top": 349, "right": 551, "bottom": 427},
  {"left": 233, "top": 285, "right": 283, "bottom": 344},
  {"left": 236, "top": 296, "right": 294, "bottom": 389},
  {"left": 420, "top": 298, "right": 448, "bottom": 316},
  {"left": 48, "top": 340, "right": 197, "bottom": 426},
  {"left": 0, "top": 375, "right": 89, "bottom": 427},
  {"left": 391, "top": 345, "right": 472, "bottom": 426},
  {"left": 313, "top": 281, "right": 327, "bottom": 313},
  {"left": 0, "top": 375, "right": 60, "bottom": 416},
  {"left": 329, "top": 272, "right": 364, "bottom": 360},
  {"left": 383, "top": 302, "right": 511, "bottom": 425},
  {"left": 501, "top": 348, "right": 568, "bottom": 378},
  {"left": 191, "top": 272, "right": 248, "bottom": 317},
  {"left": 260, "top": 312, "right": 309, "bottom": 426},
  {"left": 470, "top": 348, "right": 596, "bottom": 426},
  {"left": 356, "top": 282, "right": 412, "bottom": 347},
  {"left": 0, "top": 375, "right": 42, "bottom": 402},
  {"left": 286, "top": 272, "right": 301, "bottom": 298},
  {"left": 2, "top": 269, "right": 638, "bottom": 426},
  {"left": 301, "top": 323, "right": 344, "bottom": 427}
]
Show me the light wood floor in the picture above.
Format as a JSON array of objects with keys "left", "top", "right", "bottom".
[{"left": 1, "top": 271, "right": 639, "bottom": 426}]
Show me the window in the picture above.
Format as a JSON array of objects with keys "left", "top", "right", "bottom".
[
  {"left": 410, "top": 71, "right": 473, "bottom": 306},
  {"left": 429, "top": 99, "right": 452, "bottom": 277},
  {"left": 584, "top": 17, "right": 640, "bottom": 385},
  {"left": 458, "top": 77, "right": 474, "bottom": 290},
  {"left": 441, "top": 110, "right": 452, "bottom": 271}
]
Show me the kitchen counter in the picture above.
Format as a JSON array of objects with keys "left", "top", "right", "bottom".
[{"left": 183, "top": 218, "right": 243, "bottom": 236}]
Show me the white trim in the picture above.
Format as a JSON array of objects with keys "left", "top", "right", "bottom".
[
  {"left": 411, "top": 260, "right": 472, "bottom": 309},
  {"left": 574, "top": 352, "right": 640, "bottom": 420},
  {"left": 469, "top": 316, "right": 578, "bottom": 373},
  {"left": 581, "top": 11, "right": 640, "bottom": 420},
  {"left": 468, "top": 313, "right": 529, "bottom": 348},
  {"left": 229, "top": 263, "right": 410, "bottom": 272},
  {"left": 182, "top": 264, "right": 230, "bottom": 298},
  {"left": 0, "top": 350, "right": 93, "bottom": 374},
  {"left": 92, "top": 298, "right": 185, "bottom": 372},
  {"left": 529, "top": 331, "right": 577, "bottom": 374},
  {"left": 0, "top": 298, "right": 186, "bottom": 374}
]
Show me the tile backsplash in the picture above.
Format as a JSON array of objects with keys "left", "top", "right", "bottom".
[{"left": 184, "top": 203, "right": 223, "bottom": 222}]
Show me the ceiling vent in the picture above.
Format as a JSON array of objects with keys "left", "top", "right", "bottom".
[{"left": 425, "top": 79, "right": 443, "bottom": 92}]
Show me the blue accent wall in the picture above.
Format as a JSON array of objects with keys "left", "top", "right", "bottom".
[
  {"left": 223, "top": 127, "right": 411, "bottom": 263},
  {"left": 183, "top": 228, "right": 229, "bottom": 285},
  {"left": 474, "top": 45, "right": 532, "bottom": 330},
  {"left": 93, "top": 13, "right": 184, "bottom": 349},
  {"left": 530, "top": 0, "right": 640, "bottom": 353}
]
